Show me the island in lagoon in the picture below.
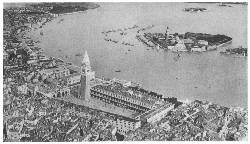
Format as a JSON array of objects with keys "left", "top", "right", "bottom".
[{"left": 137, "top": 27, "right": 232, "bottom": 52}]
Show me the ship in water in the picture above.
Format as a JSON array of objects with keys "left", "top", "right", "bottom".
[
  {"left": 57, "top": 18, "right": 64, "bottom": 23},
  {"left": 183, "top": 7, "right": 208, "bottom": 13},
  {"left": 218, "top": 2, "right": 232, "bottom": 7},
  {"left": 122, "top": 41, "right": 134, "bottom": 46},
  {"left": 115, "top": 70, "right": 121, "bottom": 72},
  {"left": 75, "top": 53, "right": 82, "bottom": 57}
]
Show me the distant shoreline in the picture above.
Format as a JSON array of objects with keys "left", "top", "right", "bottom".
[
  {"left": 186, "top": 2, "right": 247, "bottom": 5},
  {"left": 4, "top": 2, "right": 100, "bottom": 12},
  {"left": 11, "top": 3, "right": 100, "bottom": 71}
]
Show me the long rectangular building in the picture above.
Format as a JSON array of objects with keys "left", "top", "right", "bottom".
[{"left": 90, "top": 81, "right": 165, "bottom": 114}]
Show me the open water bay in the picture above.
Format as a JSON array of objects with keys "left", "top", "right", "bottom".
[{"left": 38, "top": 3, "right": 247, "bottom": 107}]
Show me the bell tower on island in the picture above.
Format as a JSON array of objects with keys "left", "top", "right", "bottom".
[
  {"left": 165, "top": 26, "right": 170, "bottom": 41},
  {"left": 78, "top": 51, "right": 95, "bottom": 101}
]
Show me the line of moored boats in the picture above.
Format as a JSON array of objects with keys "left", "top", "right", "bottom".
[{"left": 101, "top": 25, "right": 139, "bottom": 34}]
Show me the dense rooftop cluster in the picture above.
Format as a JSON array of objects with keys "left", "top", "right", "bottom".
[
  {"left": 125, "top": 100, "right": 248, "bottom": 141},
  {"left": 4, "top": 91, "right": 119, "bottom": 142},
  {"left": 221, "top": 47, "right": 248, "bottom": 57},
  {"left": 3, "top": 3, "right": 247, "bottom": 142},
  {"left": 3, "top": 3, "right": 116, "bottom": 142}
]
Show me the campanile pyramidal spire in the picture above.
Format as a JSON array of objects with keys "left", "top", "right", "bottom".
[
  {"left": 81, "top": 51, "right": 91, "bottom": 74},
  {"left": 78, "top": 50, "right": 95, "bottom": 101}
]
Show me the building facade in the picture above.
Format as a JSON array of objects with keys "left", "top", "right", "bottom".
[
  {"left": 111, "top": 117, "right": 141, "bottom": 135},
  {"left": 78, "top": 51, "right": 95, "bottom": 101}
]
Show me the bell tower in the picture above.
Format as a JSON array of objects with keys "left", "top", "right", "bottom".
[
  {"left": 78, "top": 51, "right": 95, "bottom": 101},
  {"left": 165, "top": 26, "right": 170, "bottom": 41}
]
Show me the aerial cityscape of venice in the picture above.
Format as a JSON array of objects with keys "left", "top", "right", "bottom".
[{"left": 3, "top": 1, "right": 248, "bottom": 142}]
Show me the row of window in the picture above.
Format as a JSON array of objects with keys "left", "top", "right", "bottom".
[
  {"left": 40, "top": 70, "right": 70, "bottom": 81},
  {"left": 113, "top": 120, "right": 136, "bottom": 132},
  {"left": 91, "top": 88, "right": 152, "bottom": 109},
  {"left": 117, "top": 119, "right": 135, "bottom": 127},
  {"left": 55, "top": 70, "right": 70, "bottom": 78},
  {"left": 90, "top": 91, "right": 149, "bottom": 112},
  {"left": 52, "top": 88, "right": 70, "bottom": 98}
]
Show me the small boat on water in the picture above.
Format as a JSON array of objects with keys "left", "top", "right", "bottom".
[
  {"left": 104, "top": 38, "right": 110, "bottom": 41},
  {"left": 111, "top": 40, "right": 119, "bottom": 43},
  {"left": 183, "top": 7, "right": 208, "bottom": 13},
  {"left": 58, "top": 18, "right": 64, "bottom": 23},
  {"left": 122, "top": 41, "right": 134, "bottom": 46},
  {"left": 75, "top": 53, "right": 82, "bottom": 57},
  {"left": 120, "top": 32, "right": 127, "bottom": 36},
  {"left": 218, "top": 2, "right": 232, "bottom": 7},
  {"left": 57, "top": 58, "right": 64, "bottom": 62},
  {"left": 177, "top": 53, "right": 181, "bottom": 57},
  {"left": 115, "top": 70, "right": 121, "bottom": 72}
]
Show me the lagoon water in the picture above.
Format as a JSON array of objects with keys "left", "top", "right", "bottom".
[{"left": 37, "top": 3, "right": 247, "bottom": 107}]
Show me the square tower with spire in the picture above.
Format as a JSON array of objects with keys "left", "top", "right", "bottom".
[{"left": 78, "top": 51, "right": 95, "bottom": 101}]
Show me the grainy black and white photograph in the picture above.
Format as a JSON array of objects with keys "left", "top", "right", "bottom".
[{"left": 2, "top": 0, "right": 248, "bottom": 142}]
